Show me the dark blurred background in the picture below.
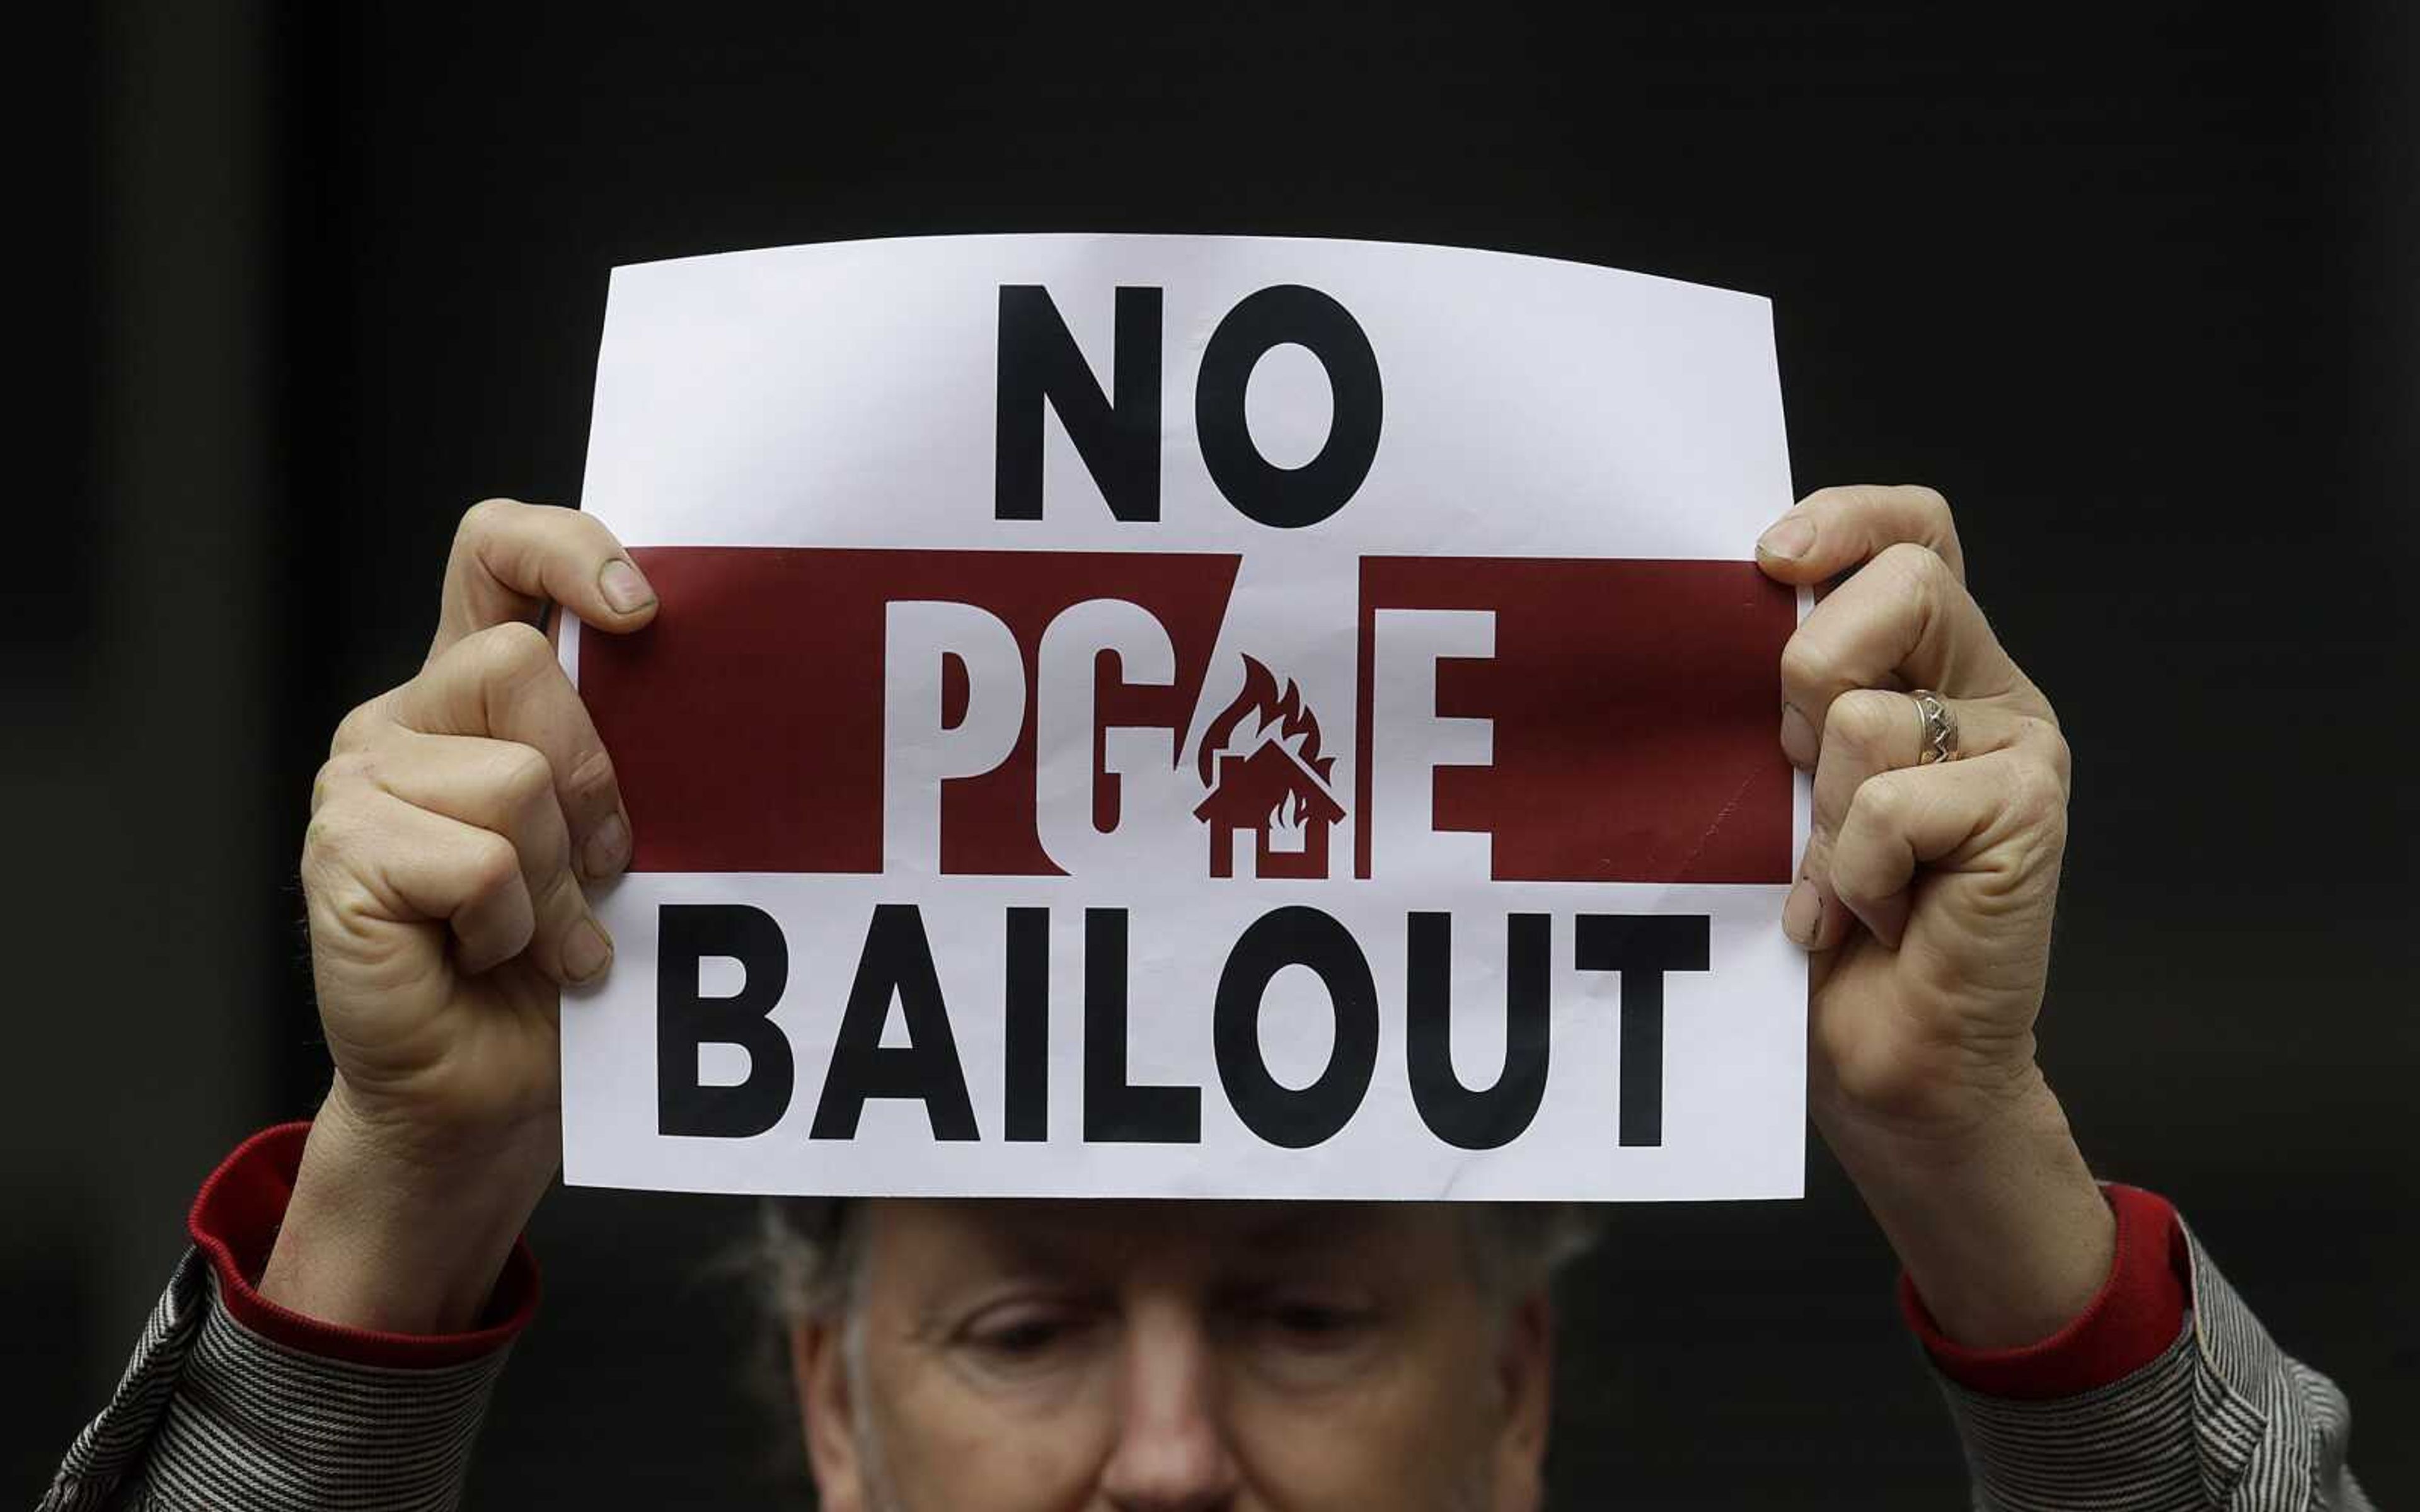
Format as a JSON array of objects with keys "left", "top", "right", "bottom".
[{"left": 18, "top": 1, "right": 2415, "bottom": 1505}]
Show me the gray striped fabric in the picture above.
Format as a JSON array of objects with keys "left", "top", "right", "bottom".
[
  {"left": 1933, "top": 1216, "right": 2371, "bottom": 1511},
  {"left": 45, "top": 1220, "right": 2368, "bottom": 1510},
  {"left": 41, "top": 1254, "right": 512, "bottom": 1512}
]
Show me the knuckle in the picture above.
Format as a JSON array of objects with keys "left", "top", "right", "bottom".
[
  {"left": 475, "top": 618, "right": 555, "bottom": 682},
  {"left": 2002, "top": 755, "right": 2068, "bottom": 831},
  {"left": 1998, "top": 811, "right": 2068, "bottom": 898},
  {"left": 330, "top": 696, "right": 388, "bottom": 755},
  {"left": 458, "top": 495, "right": 521, "bottom": 542},
  {"left": 310, "top": 750, "right": 375, "bottom": 811},
  {"left": 1824, "top": 689, "right": 1904, "bottom": 761},
  {"left": 495, "top": 745, "right": 574, "bottom": 869},
  {"left": 464, "top": 830, "right": 524, "bottom": 899},
  {"left": 1849, "top": 770, "right": 1914, "bottom": 835},
  {"left": 300, "top": 804, "right": 366, "bottom": 883},
  {"left": 1778, "top": 634, "right": 1838, "bottom": 699},
  {"left": 1875, "top": 538, "right": 1950, "bottom": 597},
  {"left": 2017, "top": 715, "right": 2073, "bottom": 791},
  {"left": 1874, "top": 540, "right": 1960, "bottom": 629},
  {"left": 1901, "top": 483, "right": 1955, "bottom": 535},
  {"left": 493, "top": 741, "right": 556, "bottom": 807},
  {"left": 2019, "top": 675, "right": 2064, "bottom": 732}
]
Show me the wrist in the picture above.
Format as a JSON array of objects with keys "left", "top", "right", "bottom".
[
  {"left": 1819, "top": 1069, "right": 2116, "bottom": 1349},
  {"left": 256, "top": 1080, "right": 556, "bottom": 1334}
]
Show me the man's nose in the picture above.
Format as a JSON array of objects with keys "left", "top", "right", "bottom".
[{"left": 1098, "top": 1300, "right": 1242, "bottom": 1511}]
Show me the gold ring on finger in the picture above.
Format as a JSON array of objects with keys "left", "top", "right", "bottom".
[{"left": 1910, "top": 689, "right": 1960, "bottom": 764}]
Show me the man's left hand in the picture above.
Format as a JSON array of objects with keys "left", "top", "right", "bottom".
[{"left": 1756, "top": 484, "right": 2113, "bottom": 1349}]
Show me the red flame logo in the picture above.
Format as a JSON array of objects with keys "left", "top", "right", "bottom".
[
  {"left": 1192, "top": 656, "right": 1345, "bottom": 879},
  {"left": 1194, "top": 656, "right": 1335, "bottom": 788}
]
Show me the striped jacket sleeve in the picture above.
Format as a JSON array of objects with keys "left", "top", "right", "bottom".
[
  {"left": 42, "top": 1124, "right": 533, "bottom": 1512},
  {"left": 40, "top": 1252, "right": 512, "bottom": 1512},
  {"left": 1921, "top": 1194, "right": 2373, "bottom": 1511}
]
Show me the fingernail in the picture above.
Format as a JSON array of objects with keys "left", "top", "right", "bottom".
[
  {"left": 583, "top": 813, "right": 631, "bottom": 878},
  {"left": 1782, "top": 878, "right": 1821, "bottom": 947},
  {"left": 565, "top": 917, "right": 613, "bottom": 983},
  {"left": 1758, "top": 513, "right": 1816, "bottom": 561},
  {"left": 1780, "top": 702, "right": 1818, "bottom": 769},
  {"left": 599, "top": 559, "right": 655, "bottom": 614}
]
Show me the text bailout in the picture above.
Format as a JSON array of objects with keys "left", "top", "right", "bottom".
[{"left": 657, "top": 902, "right": 1709, "bottom": 1152}]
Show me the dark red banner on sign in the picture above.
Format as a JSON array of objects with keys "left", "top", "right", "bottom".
[
  {"left": 578, "top": 547, "right": 1792, "bottom": 883},
  {"left": 583, "top": 547, "right": 1241, "bottom": 876},
  {"left": 1355, "top": 557, "right": 1794, "bottom": 884}
]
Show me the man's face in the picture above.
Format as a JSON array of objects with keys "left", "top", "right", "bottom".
[{"left": 792, "top": 1199, "right": 1553, "bottom": 1512}]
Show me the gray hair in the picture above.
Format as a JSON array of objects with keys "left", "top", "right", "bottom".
[{"left": 747, "top": 1197, "right": 1606, "bottom": 1331}]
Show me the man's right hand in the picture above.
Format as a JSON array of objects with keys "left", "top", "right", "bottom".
[{"left": 258, "top": 499, "right": 657, "bottom": 1334}]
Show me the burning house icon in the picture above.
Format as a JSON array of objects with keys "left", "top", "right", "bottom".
[{"left": 1192, "top": 656, "right": 1345, "bottom": 880}]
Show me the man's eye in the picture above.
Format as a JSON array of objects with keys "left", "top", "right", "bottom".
[
  {"left": 976, "top": 1315, "right": 1071, "bottom": 1356},
  {"left": 1257, "top": 1299, "right": 1375, "bottom": 1348},
  {"left": 956, "top": 1303, "right": 1094, "bottom": 1366}
]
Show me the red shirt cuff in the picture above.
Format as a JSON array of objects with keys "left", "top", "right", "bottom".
[
  {"left": 1899, "top": 1183, "right": 2187, "bottom": 1400},
  {"left": 187, "top": 1121, "right": 541, "bottom": 1369}
]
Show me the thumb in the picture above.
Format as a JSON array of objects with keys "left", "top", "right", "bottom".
[
  {"left": 431, "top": 498, "right": 659, "bottom": 662},
  {"left": 1753, "top": 484, "right": 1966, "bottom": 587}
]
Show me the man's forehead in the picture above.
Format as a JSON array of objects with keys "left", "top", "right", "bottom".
[{"left": 865, "top": 1196, "right": 1452, "bottom": 1274}]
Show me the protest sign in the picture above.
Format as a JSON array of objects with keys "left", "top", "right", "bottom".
[{"left": 563, "top": 234, "right": 1808, "bottom": 1200}]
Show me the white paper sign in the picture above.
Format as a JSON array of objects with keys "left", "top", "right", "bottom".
[{"left": 563, "top": 234, "right": 1807, "bottom": 1200}]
